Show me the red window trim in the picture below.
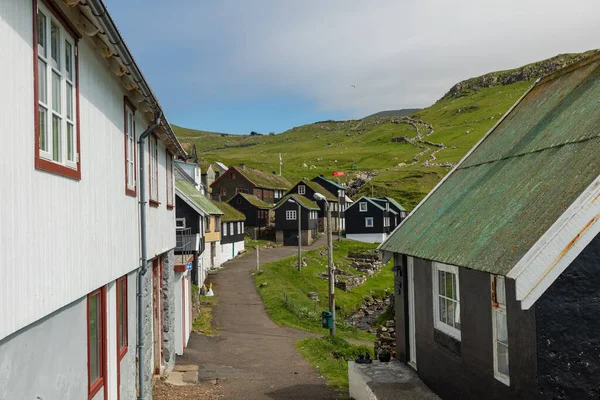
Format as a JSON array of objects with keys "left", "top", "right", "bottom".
[
  {"left": 124, "top": 97, "right": 137, "bottom": 197},
  {"left": 33, "top": 0, "right": 82, "bottom": 180},
  {"left": 220, "top": 188, "right": 227, "bottom": 196},
  {"left": 116, "top": 276, "right": 128, "bottom": 400},
  {"left": 166, "top": 151, "right": 174, "bottom": 209},
  {"left": 87, "top": 287, "right": 107, "bottom": 400},
  {"left": 148, "top": 135, "right": 160, "bottom": 207}
]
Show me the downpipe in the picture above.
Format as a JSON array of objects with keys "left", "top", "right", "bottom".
[{"left": 136, "top": 112, "right": 162, "bottom": 400}]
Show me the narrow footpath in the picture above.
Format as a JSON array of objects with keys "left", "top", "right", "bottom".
[{"left": 176, "top": 236, "right": 344, "bottom": 400}]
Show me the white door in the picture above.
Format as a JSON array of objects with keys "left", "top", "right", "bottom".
[{"left": 407, "top": 256, "right": 417, "bottom": 369}]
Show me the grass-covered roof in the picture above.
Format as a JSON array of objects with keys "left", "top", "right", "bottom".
[
  {"left": 175, "top": 180, "right": 223, "bottom": 215},
  {"left": 211, "top": 200, "right": 246, "bottom": 222},
  {"left": 301, "top": 179, "right": 338, "bottom": 201},
  {"left": 274, "top": 194, "right": 320, "bottom": 210},
  {"left": 235, "top": 193, "right": 271, "bottom": 209},
  {"left": 237, "top": 166, "right": 292, "bottom": 190}
]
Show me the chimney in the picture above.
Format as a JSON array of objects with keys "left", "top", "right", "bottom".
[{"left": 239, "top": 164, "right": 246, "bottom": 170}]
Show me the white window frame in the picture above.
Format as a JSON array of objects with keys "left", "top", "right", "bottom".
[
  {"left": 176, "top": 218, "right": 186, "bottom": 229},
  {"left": 365, "top": 217, "right": 374, "bottom": 227},
  {"left": 274, "top": 190, "right": 280, "bottom": 199},
  {"left": 241, "top": 222, "right": 244, "bottom": 231},
  {"left": 298, "top": 185, "right": 306, "bottom": 195},
  {"left": 37, "top": 3, "right": 77, "bottom": 168},
  {"left": 125, "top": 104, "right": 136, "bottom": 191},
  {"left": 359, "top": 202, "right": 367, "bottom": 212},
  {"left": 286, "top": 210, "right": 297, "bottom": 220},
  {"left": 149, "top": 136, "right": 159, "bottom": 203},
  {"left": 230, "top": 222, "right": 234, "bottom": 235},
  {"left": 384, "top": 217, "right": 390, "bottom": 227},
  {"left": 492, "top": 275, "right": 510, "bottom": 386},
  {"left": 166, "top": 152, "right": 174, "bottom": 207},
  {"left": 432, "top": 262, "right": 461, "bottom": 340},
  {"left": 223, "top": 223, "right": 227, "bottom": 236}
]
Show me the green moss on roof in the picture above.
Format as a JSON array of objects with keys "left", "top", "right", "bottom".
[
  {"left": 175, "top": 180, "right": 223, "bottom": 215},
  {"left": 275, "top": 194, "right": 320, "bottom": 210},
  {"left": 237, "top": 167, "right": 292, "bottom": 190},
  {"left": 380, "top": 56, "right": 600, "bottom": 275},
  {"left": 237, "top": 193, "right": 271, "bottom": 209},
  {"left": 301, "top": 180, "right": 338, "bottom": 201},
  {"left": 211, "top": 200, "right": 246, "bottom": 222}
]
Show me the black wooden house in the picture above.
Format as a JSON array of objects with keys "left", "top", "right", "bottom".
[
  {"left": 228, "top": 192, "right": 271, "bottom": 229},
  {"left": 345, "top": 196, "right": 405, "bottom": 243},
  {"left": 273, "top": 194, "right": 319, "bottom": 246},
  {"left": 285, "top": 179, "right": 339, "bottom": 233},
  {"left": 311, "top": 175, "right": 348, "bottom": 231}
]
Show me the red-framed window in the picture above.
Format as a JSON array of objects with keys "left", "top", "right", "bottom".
[
  {"left": 149, "top": 135, "right": 159, "bottom": 206},
  {"left": 88, "top": 287, "right": 107, "bottom": 399},
  {"left": 166, "top": 151, "right": 174, "bottom": 209},
  {"left": 229, "top": 171, "right": 236, "bottom": 180},
  {"left": 116, "top": 276, "right": 127, "bottom": 400},
  {"left": 220, "top": 188, "right": 227, "bottom": 197},
  {"left": 34, "top": 0, "right": 82, "bottom": 180},
  {"left": 124, "top": 97, "right": 136, "bottom": 196}
]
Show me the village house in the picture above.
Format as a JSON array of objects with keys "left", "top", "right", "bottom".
[
  {"left": 311, "top": 175, "right": 349, "bottom": 231},
  {"left": 379, "top": 55, "right": 600, "bottom": 400},
  {"left": 211, "top": 164, "right": 291, "bottom": 203},
  {"left": 175, "top": 158, "right": 204, "bottom": 194},
  {"left": 0, "top": 1, "right": 187, "bottom": 399},
  {"left": 274, "top": 194, "right": 320, "bottom": 246},
  {"left": 345, "top": 196, "right": 406, "bottom": 243},
  {"left": 212, "top": 200, "right": 246, "bottom": 263},
  {"left": 286, "top": 179, "right": 340, "bottom": 232},
  {"left": 228, "top": 192, "right": 272, "bottom": 237}
]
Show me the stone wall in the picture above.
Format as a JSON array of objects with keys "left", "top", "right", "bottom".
[
  {"left": 348, "top": 251, "right": 382, "bottom": 276},
  {"left": 335, "top": 275, "right": 366, "bottom": 291},
  {"left": 141, "top": 261, "right": 154, "bottom": 400},
  {"left": 161, "top": 250, "right": 176, "bottom": 368},
  {"left": 374, "top": 320, "right": 397, "bottom": 359}
]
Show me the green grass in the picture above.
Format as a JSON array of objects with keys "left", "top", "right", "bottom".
[
  {"left": 296, "top": 336, "right": 373, "bottom": 391},
  {"left": 254, "top": 240, "right": 394, "bottom": 341},
  {"left": 245, "top": 237, "right": 277, "bottom": 248},
  {"left": 192, "top": 295, "right": 218, "bottom": 336}
]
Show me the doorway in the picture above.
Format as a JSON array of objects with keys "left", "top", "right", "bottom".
[{"left": 407, "top": 256, "right": 417, "bottom": 369}]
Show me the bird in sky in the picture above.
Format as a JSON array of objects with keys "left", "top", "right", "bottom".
[{"left": 351, "top": 85, "right": 356, "bottom": 88}]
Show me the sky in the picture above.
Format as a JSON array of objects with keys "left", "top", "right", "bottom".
[{"left": 105, "top": 0, "right": 600, "bottom": 134}]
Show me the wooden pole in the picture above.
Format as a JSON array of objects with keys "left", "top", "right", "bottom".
[
  {"left": 256, "top": 245, "right": 260, "bottom": 271},
  {"left": 297, "top": 203, "right": 302, "bottom": 271},
  {"left": 327, "top": 201, "right": 336, "bottom": 337}
]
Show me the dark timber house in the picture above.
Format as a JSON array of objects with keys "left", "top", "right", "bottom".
[
  {"left": 345, "top": 196, "right": 406, "bottom": 243},
  {"left": 210, "top": 164, "right": 291, "bottom": 203},
  {"left": 379, "top": 55, "right": 600, "bottom": 400},
  {"left": 211, "top": 200, "right": 246, "bottom": 264},
  {"left": 311, "top": 175, "right": 349, "bottom": 231},
  {"left": 274, "top": 194, "right": 320, "bottom": 246},
  {"left": 285, "top": 179, "right": 339, "bottom": 233},
  {"left": 228, "top": 192, "right": 272, "bottom": 235}
]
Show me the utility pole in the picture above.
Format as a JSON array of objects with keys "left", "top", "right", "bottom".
[{"left": 327, "top": 201, "right": 336, "bottom": 337}]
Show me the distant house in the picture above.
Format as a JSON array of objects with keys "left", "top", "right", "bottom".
[
  {"left": 211, "top": 164, "right": 291, "bottom": 203},
  {"left": 274, "top": 194, "right": 320, "bottom": 246},
  {"left": 345, "top": 196, "right": 405, "bottom": 243},
  {"left": 311, "top": 175, "right": 349, "bottom": 231},
  {"left": 379, "top": 56, "right": 600, "bottom": 400},
  {"left": 175, "top": 160, "right": 204, "bottom": 194},
  {"left": 212, "top": 161, "right": 228, "bottom": 180},
  {"left": 286, "top": 179, "right": 340, "bottom": 232},
  {"left": 212, "top": 200, "right": 246, "bottom": 264},
  {"left": 228, "top": 192, "right": 272, "bottom": 232}
]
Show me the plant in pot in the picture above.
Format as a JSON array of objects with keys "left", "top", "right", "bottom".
[{"left": 378, "top": 349, "right": 391, "bottom": 362}]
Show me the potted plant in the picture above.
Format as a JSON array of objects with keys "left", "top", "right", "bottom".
[{"left": 378, "top": 349, "right": 391, "bottom": 362}]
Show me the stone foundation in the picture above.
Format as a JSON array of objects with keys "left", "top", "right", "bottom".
[
  {"left": 374, "top": 320, "right": 397, "bottom": 359},
  {"left": 161, "top": 249, "right": 176, "bottom": 368}
]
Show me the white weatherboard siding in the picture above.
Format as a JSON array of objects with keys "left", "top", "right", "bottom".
[
  {"left": 347, "top": 233, "right": 387, "bottom": 244},
  {"left": 0, "top": 0, "right": 174, "bottom": 341},
  {"left": 221, "top": 242, "right": 233, "bottom": 263}
]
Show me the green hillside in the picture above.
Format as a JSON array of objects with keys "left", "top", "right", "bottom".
[{"left": 173, "top": 51, "right": 597, "bottom": 210}]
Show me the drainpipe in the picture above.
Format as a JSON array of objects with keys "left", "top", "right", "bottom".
[{"left": 136, "top": 112, "right": 162, "bottom": 400}]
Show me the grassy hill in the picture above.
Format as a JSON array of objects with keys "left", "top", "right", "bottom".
[
  {"left": 173, "top": 50, "right": 597, "bottom": 210},
  {"left": 364, "top": 108, "right": 421, "bottom": 118}
]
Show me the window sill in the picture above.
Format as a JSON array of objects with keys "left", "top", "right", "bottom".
[
  {"left": 118, "top": 345, "right": 127, "bottom": 361},
  {"left": 35, "top": 157, "right": 81, "bottom": 180},
  {"left": 88, "top": 377, "right": 104, "bottom": 400},
  {"left": 149, "top": 199, "right": 160, "bottom": 208},
  {"left": 433, "top": 328, "right": 461, "bottom": 356},
  {"left": 167, "top": 204, "right": 174, "bottom": 210},
  {"left": 125, "top": 188, "right": 137, "bottom": 197}
]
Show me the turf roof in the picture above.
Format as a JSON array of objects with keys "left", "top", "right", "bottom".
[
  {"left": 175, "top": 180, "right": 223, "bottom": 215},
  {"left": 274, "top": 194, "right": 320, "bottom": 210},
  {"left": 236, "top": 166, "right": 292, "bottom": 190},
  {"left": 380, "top": 55, "right": 600, "bottom": 275},
  {"left": 298, "top": 179, "right": 338, "bottom": 201},
  {"left": 235, "top": 193, "right": 271, "bottom": 209},
  {"left": 211, "top": 200, "right": 246, "bottom": 222}
]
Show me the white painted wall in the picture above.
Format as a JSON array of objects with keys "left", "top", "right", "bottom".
[
  {"left": 220, "top": 240, "right": 245, "bottom": 264},
  {"left": 347, "top": 233, "right": 388, "bottom": 244},
  {"left": 0, "top": 0, "right": 176, "bottom": 341}
]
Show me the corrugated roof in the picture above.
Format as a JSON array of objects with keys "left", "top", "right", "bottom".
[
  {"left": 211, "top": 201, "right": 246, "bottom": 222},
  {"left": 380, "top": 57, "right": 600, "bottom": 276},
  {"left": 235, "top": 193, "right": 271, "bottom": 209},
  {"left": 274, "top": 194, "right": 320, "bottom": 210},
  {"left": 175, "top": 180, "right": 223, "bottom": 215},
  {"left": 237, "top": 167, "right": 292, "bottom": 190},
  {"left": 383, "top": 197, "right": 406, "bottom": 212},
  {"left": 354, "top": 197, "right": 399, "bottom": 214},
  {"left": 301, "top": 180, "right": 337, "bottom": 201}
]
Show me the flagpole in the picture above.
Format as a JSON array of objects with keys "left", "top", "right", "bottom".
[{"left": 279, "top": 153, "right": 282, "bottom": 176}]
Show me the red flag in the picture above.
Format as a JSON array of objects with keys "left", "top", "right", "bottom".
[{"left": 332, "top": 171, "right": 344, "bottom": 176}]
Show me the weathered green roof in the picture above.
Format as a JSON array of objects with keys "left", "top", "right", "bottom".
[
  {"left": 237, "top": 167, "right": 292, "bottom": 190},
  {"left": 380, "top": 56, "right": 600, "bottom": 276},
  {"left": 274, "top": 194, "right": 320, "bottom": 210},
  {"left": 300, "top": 179, "right": 337, "bottom": 201},
  {"left": 175, "top": 180, "right": 223, "bottom": 215},
  {"left": 211, "top": 200, "right": 246, "bottom": 222},
  {"left": 235, "top": 193, "right": 271, "bottom": 209},
  {"left": 382, "top": 197, "right": 406, "bottom": 212},
  {"left": 357, "top": 197, "right": 399, "bottom": 214}
]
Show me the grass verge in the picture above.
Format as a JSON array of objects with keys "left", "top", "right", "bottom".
[
  {"left": 296, "top": 336, "right": 373, "bottom": 391},
  {"left": 245, "top": 237, "right": 277, "bottom": 248},
  {"left": 254, "top": 240, "right": 393, "bottom": 341},
  {"left": 192, "top": 295, "right": 218, "bottom": 336}
]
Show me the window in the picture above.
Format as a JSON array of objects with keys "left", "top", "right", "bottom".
[
  {"left": 492, "top": 275, "right": 509, "bottom": 385},
  {"left": 237, "top": 221, "right": 241, "bottom": 233},
  {"left": 298, "top": 185, "right": 306, "bottom": 195},
  {"left": 149, "top": 135, "right": 159, "bottom": 206},
  {"left": 230, "top": 222, "right": 234, "bottom": 235},
  {"left": 241, "top": 222, "right": 244, "bottom": 231},
  {"left": 223, "top": 223, "right": 227, "bottom": 236},
  {"left": 35, "top": 2, "right": 80, "bottom": 179},
  {"left": 220, "top": 188, "right": 227, "bottom": 197},
  {"left": 384, "top": 217, "right": 390, "bottom": 227},
  {"left": 166, "top": 152, "right": 174, "bottom": 209},
  {"left": 214, "top": 217, "right": 220, "bottom": 232},
  {"left": 432, "top": 263, "right": 461, "bottom": 340},
  {"left": 88, "top": 288, "right": 106, "bottom": 398},
  {"left": 176, "top": 218, "right": 186, "bottom": 229},
  {"left": 275, "top": 190, "right": 280, "bottom": 199},
  {"left": 286, "top": 210, "right": 297, "bottom": 220},
  {"left": 237, "top": 197, "right": 242, "bottom": 204},
  {"left": 117, "top": 276, "right": 128, "bottom": 358},
  {"left": 205, "top": 216, "right": 211, "bottom": 232},
  {"left": 229, "top": 171, "right": 236, "bottom": 180},
  {"left": 365, "top": 217, "right": 374, "bottom": 227},
  {"left": 359, "top": 202, "right": 367, "bottom": 212},
  {"left": 124, "top": 99, "right": 136, "bottom": 195}
]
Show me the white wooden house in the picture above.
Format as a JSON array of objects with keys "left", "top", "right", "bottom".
[{"left": 0, "top": 1, "right": 185, "bottom": 399}]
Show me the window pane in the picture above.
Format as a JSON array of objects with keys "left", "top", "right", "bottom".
[
  {"left": 39, "top": 106, "right": 47, "bottom": 151},
  {"left": 52, "top": 72, "right": 61, "bottom": 113},
  {"left": 65, "top": 41, "right": 72, "bottom": 80},
  {"left": 439, "top": 271, "right": 445, "bottom": 297},
  {"left": 37, "top": 11, "right": 46, "bottom": 57},
  {"left": 51, "top": 21, "right": 60, "bottom": 68},
  {"left": 439, "top": 296, "right": 445, "bottom": 324},
  {"left": 496, "top": 311, "right": 508, "bottom": 344},
  {"left": 118, "top": 282, "right": 126, "bottom": 349},
  {"left": 448, "top": 300, "right": 455, "bottom": 327},
  {"left": 89, "top": 294, "right": 100, "bottom": 383},
  {"left": 67, "top": 123, "right": 74, "bottom": 162},
  {"left": 38, "top": 59, "right": 47, "bottom": 103},
  {"left": 66, "top": 83, "right": 73, "bottom": 120},
  {"left": 454, "top": 302, "right": 461, "bottom": 330},
  {"left": 497, "top": 342, "right": 509, "bottom": 376},
  {"left": 496, "top": 277, "right": 506, "bottom": 306},
  {"left": 52, "top": 115, "right": 61, "bottom": 162}
]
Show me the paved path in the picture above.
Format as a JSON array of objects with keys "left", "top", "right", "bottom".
[{"left": 177, "top": 237, "right": 345, "bottom": 400}]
